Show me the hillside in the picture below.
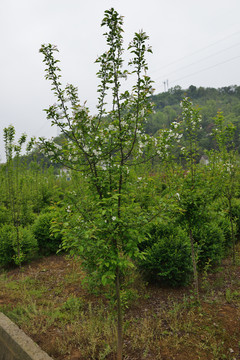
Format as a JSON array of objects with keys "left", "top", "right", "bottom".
[{"left": 147, "top": 85, "right": 240, "bottom": 153}]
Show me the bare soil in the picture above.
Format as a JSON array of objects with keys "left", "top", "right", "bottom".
[{"left": 0, "top": 252, "right": 240, "bottom": 360}]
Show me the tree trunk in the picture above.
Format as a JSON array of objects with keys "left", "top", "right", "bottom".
[
  {"left": 228, "top": 197, "right": 236, "bottom": 265},
  {"left": 115, "top": 265, "right": 123, "bottom": 360},
  {"left": 189, "top": 228, "right": 199, "bottom": 302}
]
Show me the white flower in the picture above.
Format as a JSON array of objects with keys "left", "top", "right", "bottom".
[
  {"left": 112, "top": 216, "right": 116, "bottom": 221},
  {"left": 172, "top": 121, "right": 179, "bottom": 129},
  {"left": 108, "top": 124, "right": 115, "bottom": 131},
  {"left": 93, "top": 149, "right": 101, "bottom": 156}
]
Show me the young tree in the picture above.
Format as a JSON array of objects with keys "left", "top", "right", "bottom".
[
  {"left": 177, "top": 97, "right": 205, "bottom": 301},
  {"left": 3, "top": 125, "right": 32, "bottom": 265},
  {"left": 212, "top": 112, "right": 237, "bottom": 264},
  {"left": 39, "top": 8, "right": 164, "bottom": 359}
]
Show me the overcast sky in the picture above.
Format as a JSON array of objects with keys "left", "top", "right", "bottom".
[{"left": 1, "top": 0, "right": 240, "bottom": 161}]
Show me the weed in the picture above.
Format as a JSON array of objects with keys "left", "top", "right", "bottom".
[
  {"left": 61, "top": 295, "right": 85, "bottom": 315},
  {"left": 212, "top": 275, "right": 225, "bottom": 289},
  {"left": 225, "top": 288, "right": 240, "bottom": 303},
  {"left": 4, "top": 302, "right": 38, "bottom": 325},
  {"left": 201, "top": 258, "right": 212, "bottom": 292},
  {"left": 0, "top": 253, "right": 240, "bottom": 359}
]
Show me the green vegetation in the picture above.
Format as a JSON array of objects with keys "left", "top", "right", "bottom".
[
  {"left": 148, "top": 84, "right": 240, "bottom": 152},
  {"left": 0, "top": 7, "right": 240, "bottom": 360}
]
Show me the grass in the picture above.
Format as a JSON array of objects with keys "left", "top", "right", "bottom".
[{"left": 0, "top": 250, "right": 240, "bottom": 360}]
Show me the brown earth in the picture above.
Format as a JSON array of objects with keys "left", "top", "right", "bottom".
[{"left": 0, "top": 252, "right": 240, "bottom": 360}]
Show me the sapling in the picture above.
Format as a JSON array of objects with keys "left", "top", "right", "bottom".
[
  {"left": 39, "top": 8, "right": 173, "bottom": 359},
  {"left": 212, "top": 111, "right": 237, "bottom": 264},
  {"left": 178, "top": 97, "right": 205, "bottom": 301},
  {"left": 39, "top": 7, "right": 184, "bottom": 356},
  {"left": 4, "top": 125, "right": 27, "bottom": 265}
]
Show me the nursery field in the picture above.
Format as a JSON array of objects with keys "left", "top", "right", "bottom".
[
  {"left": 1, "top": 92, "right": 240, "bottom": 360},
  {"left": 0, "top": 249, "right": 240, "bottom": 360},
  {"left": 1, "top": 8, "right": 240, "bottom": 360}
]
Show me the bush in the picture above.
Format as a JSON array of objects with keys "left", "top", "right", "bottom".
[
  {"left": 207, "top": 197, "right": 238, "bottom": 249},
  {"left": 0, "top": 205, "right": 11, "bottom": 226},
  {"left": 20, "top": 201, "right": 36, "bottom": 227},
  {"left": 193, "top": 220, "right": 225, "bottom": 268},
  {"left": 0, "top": 225, "right": 15, "bottom": 266},
  {"left": 32, "top": 183, "right": 53, "bottom": 213},
  {"left": 138, "top": 222, "right": 192, "bottom": 286},
  {"left": 0, "top": 224, "right": 38, "bottom": 267},
  {"left": 216, "top": 214, "right": 232, "bottom": 250},
  {"left": 230, "top": 198, "right": 240, "bottom": 238},
  {"left": 32, "top": 211, "right": 62, "bottom": 255}
]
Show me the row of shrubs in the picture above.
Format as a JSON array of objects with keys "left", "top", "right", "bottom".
[
  {"left": 0, "top": 210, "right": 62, "bottom": 267},
  {"left": 0, "top": 197, "right": 240, "bottom": 287},
  {"left": 138, "top": 197, "right": 240, "bottom": 286}
]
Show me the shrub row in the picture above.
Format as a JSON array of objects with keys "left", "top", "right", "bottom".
[
  {"left": 1, "top": 198, "right": 239, "bottom": 285},
  {"left": 0, "top": 209, "right": 62, "bottom": 267},
  {"left": 138, "top": 198, "right": 240, "bottom": 286}
]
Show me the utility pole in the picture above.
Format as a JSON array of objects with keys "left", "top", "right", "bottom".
[{"left": 163, "top": 79, "right": 169, "bottom": 92}]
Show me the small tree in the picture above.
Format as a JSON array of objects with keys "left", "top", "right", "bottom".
[
  {"left": 3, "top": 125, "right": 34, "bottom": 265},
  {"left": 177, "top": 97, "right": 206, "bottom": 301},
  {"left": 212, "top": 111, "right": 237, "bottom": 264},
  {"left": 39, "top": 8, "right": 160, "bottom": 359}
]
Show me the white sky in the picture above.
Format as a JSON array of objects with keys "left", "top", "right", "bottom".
[{"left": 1, "top": 0, "right": 240, "bottom": 161}]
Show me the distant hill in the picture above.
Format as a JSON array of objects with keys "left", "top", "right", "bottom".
[
  {"left": 13, "top": 85, "right": 240, "bottom": 168},
  {"left": 146, "top": 85, "right": 240, "bottom": 152}
]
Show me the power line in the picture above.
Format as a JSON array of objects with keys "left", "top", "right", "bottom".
[
  {"left": 170, "top": 55, "right": 240, "bottom": 85},
  {"left": 151, "top": 29, "right": 240, "bottom": 73},
  {"left": 154, "top": 42, "right": 240, "bottom": 82}
]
